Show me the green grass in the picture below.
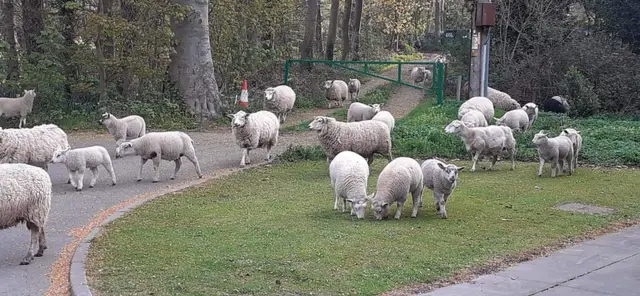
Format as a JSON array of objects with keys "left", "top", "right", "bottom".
[
  {"left": 87, "top": 160, "right": 640, "bottom": 296},
  {"left": 368, "top": 52, "right": 425, "bottom": 73}
]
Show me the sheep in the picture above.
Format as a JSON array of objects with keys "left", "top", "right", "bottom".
[
  {"left": 228, "top": 110, "right": 280, "bottom": 168},
  {"left": 0, "top": 124, "right": 70, "bottom": 170},
  {"left": 486, "top": 87, "right": 521, "bottom": 111},
  {"left": 348, "top": 79, "right": 361, "bottom": 102},
  {"left": 444, "top": 120, "right": 517, "bottom": 172},
  {"left": 460, "top": 109, "right": 488, "bottom": 128},
  {"left": 98, "top": 112, "right": 146, "bottom": 146},
  {"left": 542, "top": 96, "right": 570, "bottom": 113},
  {"left": 115, "top": 131, "right": 203, "bottom": 182},
  {"left": 308, "top": 116, "right": 392, "bottom": 165},
  {"left": 371, "top": 110, "right": 396, "bottom": 131},
  {"left": 347, "top": 102, "right": 381, "bottom": 122},
  {"left": 329, "top": 151, "right": 370, "bottom": 219},
  {"left": 560, "top": 128, "right": 583, "bottom": 171},
  {"left": 522, "top": 102, "right": 539, "bottom": 127},
  {"left": 50, "top": 146, "right": 117, "bottom": 191},
  {"left": 494, "top": 109, "right": 531, "bottom": 132},
  {"left": 0, "top": 163, "right": 52, "bottom": 265},
  {"left": 458, "top": 96, "right": 495, "bottom": 123},
  {"left": 0, "top": 89, "right": 36, "bottom": 128},
  {"left": 263, "top": 85, "right": 296, "bottom": 124},
  {"left": 421, "top": 159, "right": 464, "bottom": 219},
  {"left": 368, "top": 157, "right": 424, "bottom": 220},
  {"left": 410, "top": 67, "right": 432, "bottom": 85},
  {"left": 323, "top": 80, "right": 349, "bottom": 108},
  {"left": 532, "top": 131, "right": 574, "bottom": 178}
]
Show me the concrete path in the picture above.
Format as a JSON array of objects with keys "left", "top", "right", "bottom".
[{"left": 421, "top": 225, "right": 640, "bottom": 296}]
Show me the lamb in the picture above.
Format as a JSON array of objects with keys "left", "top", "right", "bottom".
[
  {"left": 329, "top": 151, "right": 370, "bottom": 219},
  {"left": 542, "top": 96, "right": 570, "bottom": 113},
  {"left": 445, "top": 120, "right": 517, "bottom": 172},
  {"left": 0, "top": 124, "right": 70, "bottom": 170},
  {"left": 348, "top": 79, "right": 361, "bottom": 102},
  {"left": 0, "top": 163, "right": 51, "bottom": 265},
  {"left": 460, "top": 109, "right": 488, "bottom": 128},
  {"left": 228, "top": 110, "right": 280, "bottom": 167},
  {"left": 421, "top": 159, "right": 464, "bottom": 219},
  {"left": 532, "top": 131, "right": 574, "bottom": 177},
  {"left": 115, "top": 131, "right": 203, "bottom": 182},
  {"left": 458, "top": 96, "right": 495, "bottom": 123},
  {"left": 487, "top": 87, "right": 521, "bottom": 111},
  {"left": 323, "top": 80, "right": 349, "bottom": 108},
  {"left": 410, "top": 67, "right": 432, "bottom": 85},
  {"left": 494, "top": 108, "right": 531, "bottom": 132},
  {"left": 98, "top": 112, "right": 146, "bottom": 146},
  {"left": 263, "top": 85, "right": 296, "bottom": 124},
  {"left": 347, "top": 102, "right": 381, "bottom": 122},
  {"left": 308, "top": 116, "right": 392, "bottom": 165},
  {"left": 560, "top": 128, "right": 583, "bottom": 171},
  {"left": 368, "top": 157, "right": 424, "bottom": 220},
  {"left": 50, "top": 146, "right": 117, "bottom": 191},
  {"left": 371, "top": 110, "right": 395, "bottom": 131},
  {"left": 522, "top": 102, "right": 539, "bottom": 127},
  {"left": 0, "top": 89, "right": 36, "bottom": 128}
]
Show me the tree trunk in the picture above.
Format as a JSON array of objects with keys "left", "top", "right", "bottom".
[
  {"left": 1, "top": 0, "right": 19, "bottom": 80},
  {"left": 352, "top": 0, "right": 362, "bottom": 60},
  {"left": 340, "top": 0, "right": 352, "bottom": 60},
  {"left": 58, "top": 0, "right": 78, "bottom": 100},
  {"left": 96, "top": 0, "right": 107, "bottom": 103},
  {"left": 169, "top": 0, "right": 223, "bottom": 119},
  {"left": 22, "top": 0, "right": 44, "bottom": 54},
  {"left": 120, "top": 0, "right": 139, "bottom": 100},
  {"left": 314, "top": 0, "right": 323, "bottom": 55},
  {"left": 435, "top": 0, "right": 441, "bottom": 44},
  {"left": 325, "top": 0, "right": 339, "bottom": 60},
  {"left": 300, "top": 0, "right": 318, "bottom": 60}
]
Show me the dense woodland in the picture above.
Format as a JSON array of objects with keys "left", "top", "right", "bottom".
[{"left": 0, "top": 0, "right": 638, "bottom": 128}]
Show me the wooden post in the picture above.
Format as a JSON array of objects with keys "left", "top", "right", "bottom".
[{"left": 456, "top": 75, "right": 462, "bottom": 101}]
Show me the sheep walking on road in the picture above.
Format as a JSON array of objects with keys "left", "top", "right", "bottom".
[
  {"left": 0, "top": 124, "right": 70, "bottom": 171},
  {"left": 50, "top": 146, "right": 117, "bottom": 191},
  {"left": 323, "top": 80, "right": 349, "bottom": 108},
  {"left": 229, "top": 110, "right": 280, "bottom": 167},
  {"left": 98, "top": 112, "right": 146, "bottom": 146},
  {"left": 263, "top": 85, "right": 296, "bottom": 124},
  {"left": 348, "top": 79, "right": 361, "bottom": 102},
  {"left": 0, "top": 89, "right": 36, "bottom": 128}
]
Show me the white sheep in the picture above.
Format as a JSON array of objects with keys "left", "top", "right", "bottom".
[
  {"left": 458, "top": 96, "right": 495, "bottom": 123},
  {"left": 323, "top": 80, "right": 349, "bottom": 108},
  {"left": 421, "top": 159, "right": 464, "bottom": 219},
  {"left": 0, "top": 124, "right": 70, "bottom": 170},
  {"left": 115, "top": 131, "right": 203, "bottom": 182},
  {"left": 329, "top": 151, "right": 370, "bottom": 219},
  {"left": 559, "top": 128, "right": 583, "bottom": 172},
  {"left": 50, "top": 146, "right": 117, "bottom": 191},
  {"left": 228, "top": 110, "right": 279, "bottom": 168},
  {"left": 0, "top": 89, "right": 36, "bottom": 128},
  {"left": 369, "top": 157, "right": 424, "bottom": 220},
  {"left": 410, "top": 67, "right": 432, "bottom": 85},
  {"left": 487, "top": 87, "right": 521, "bottom": 111},
  {"left": 522, "top": 102, "right": 539, "bottom": 127},
  {"left": 460, "top": 109, "right": 488, "bottom": 128},
  {"left": 308, "top": 116, "right": 392, "bottom": 165},
  {"left": 347, "top": 102, "right": 381, "bottom": 122},
  {"left": 263, "top": 85, "right": 296, "bottom": 124},
  {"left": 494, "top": 109, "right": 531, "bottom": 132},
  {"left": 371, "top": 110, "right": 395, "bottom": 131},
  {"left": 445, "top": 120, "right": 517, "bottom": 172},
  {"left": 98, "top": 112, "right": 146, "bottom": 145},
  {"left": 348, "top": 79, "right": 361, "bottom": 102},
  {"left": 0, "top": 163, "right": 51, "bottom": 265},
  {"left": 532, "top": 131, "right": 574, "bottom": 178}
]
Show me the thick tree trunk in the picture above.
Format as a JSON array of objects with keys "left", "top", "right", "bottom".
[
  {"left": 340, "top": 0, "right": 352, "bottom": 60},
  {"left": 435, "top": 0, "right": 441, "bottom": 44},
  {"left": 169, "top": 0, "right": 223, "bottom": 119},
  {"left": 325, "top": 0, "right": 339, "bottom": 60},
  {"left": 300, "top": 0, "right": 318, "bottom": 60},
  {"left": 58, "top": 0, "right": 78, "bottom": 101},
  {"left": 314, "top": 0, "right": 323, "bottom": 55},
  {"left": 352, "top": 0, "right": 363, "bottom": 60},
  {"left": 120, "top": 0, "right": 140, "bottom": 100},
  {"left": 22, "top": 0, "right": 44, "bottom": 54},
  {"left": 1, "top": 0, "right": 19, "bottom": 80}
]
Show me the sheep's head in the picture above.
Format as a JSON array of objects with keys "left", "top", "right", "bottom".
[
  {"left": 98, "top": 112, "right": 112, "bottom": 125},
  {"left": 227, "top": 111, "right": 251, "bottom": 128},
  {"left": 437, "top": 162, "right": 464, "bottom": 183},
  {"left": 347, "top": 196, "right": 368, "bottom": 219},
  {"left": 444, "top": 120, "right": 466, "bottom": 134},
  {"left": 505, "top": 100, "right": 522, "bottom": 111},
  {"left": 348, "top": 79, "right": 358, "bottom": 87},
  {"left": 308, "top": 116, "right": 334, "bottom": 133},
  {"left": 369, "top": 193, "right": 390, "bottom": 220},
  {"left": 264, "top": 88, "right": 276, "bottom": 101},
  {"left": 115, "top": 142, "right": 134, "bottom": 158},
  {"left": 50, "top": 146, "right": 70, "bottom": 164},
  {"left": 369, "top": 104, "right": 382, "bottom": 114},
  {"left": 560, "top": 128, "right": 580, "bottom": 136},
  {"left": 23, "top": 89, "right": 36, "bottom": 98},
  {"left": 494, "top": 116, "right": 506, "bottom": 126},
  {"left": 323, "top": 80, "right": 334, "bottom": 90},
  {"left": 523, "top": 102, "right": 538, "bottom": 112},
  {"left": 532, "top": 131, "right": 549, "bottom": 145}
]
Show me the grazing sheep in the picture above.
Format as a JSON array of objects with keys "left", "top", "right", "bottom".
[
  {"left": 460, "top": 109, "right": 488, "bottom": 128},
  {"left": 348, "top": 79, "right": 361, "bottom": 102},
  {"left": 115, "top": 131, "right": 203, "bottom": 182},
  {"left": 542, "top": 96, "right": 570, "bottom": 113},
  {"left": 308, "top": 116, "right": 392, "bottom": 165},
  {"left": 0, "top": 124, "right": 70, "bottom": 170},
  {"left": 329, "top": 151, "right": 370, "bottom": 219},
  {"left": 371, "top": 110, "right": 395, "bottom": 131},
  {"left": 522, "top": 102, "right": 539, "bottom": 127},
  {"left": 323, "top": 80, "right": 349, "bottom": 108},
  {"left": 0, "top": 163, "right": 51, "bottom": 265},
  {"left": 458, "top": 96, "right": 495, "bottom": 123},
  {"left": 532, "top": 131, "right": 574, "bottom": 177},
  {"left": 0, "top": 89, "right": 36, "bottom": 128},
  {"left": 560, "top": 128, "right": 583, "bottom": 171},
  {"left": 494, "top": 109, "right": 531, "bottom": 132},
  {"left": 421, "top": 159, "right": 464, "bottom": 219},
  {"left": 347, "top": 102, "right": 381, "bottom": 122},
  {"left": 445, "top": 120, "right": 517, "bottom": 172},
  {"left": 410, "top": 67, "right": 432, "bottom": 85},
  {"left": 50, "top": 146, "right": 117, "bottom": 191},
  {"left": 486, "top": 87, "right": 521, "bottom": 111},
  {"left": 228, "top": 110, "right": 280, "bottom": 167},
  {"left": 263, "top": 85, "right": 296, "bottom": 124},
  {"left": 369, "top": 157, "right": 423, "bottom": 220},
  {"left": 98, "top": 112, "right": 146, "bottom": 146}
]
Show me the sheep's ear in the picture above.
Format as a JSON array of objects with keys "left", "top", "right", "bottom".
[
  {"left": 457, "top": 166, "right": 465, "bottom": 172},
  {"left": 226, "top": 114, "right": 235, "bottom": 119},
  {"left": 563, "top": 129, "right": 569, "bottom": 134},
  {"left": 244, "top": 113, "right": 250, "bottom": 119},
  {"left": 494, "top": 117, "right": 500, "bottom": 121},
  {"left": 381, "top": 202, "right": 389, "bottom": 207},
  {"left": 437, "top": 162, "right": 447, "bottom": 171}
]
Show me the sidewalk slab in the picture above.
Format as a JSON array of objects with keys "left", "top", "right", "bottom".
[
  {"left": 533, "top": 286, "right": 618, "bottom": 296},
  {"left": 561, "top": 259, "right": 640, "bottom": 296}
]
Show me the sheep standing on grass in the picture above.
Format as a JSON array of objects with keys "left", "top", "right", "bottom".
[
  {"left": 115, "top": 131, "right": 203, "bottom": 182},
  {"left": 348, "top": 79, "right": 361, "bottom": 102},
  {"left": 0, "top": 89, "right": 36, "bottom": 128},
  {"left": 263, "top": 85, "right": 296, "bottom": 124},
  {"left": 308, "top": 116, "right": 392, "bottom": 165},
  {"left": 50, "top": 146, "right": 117, "bottom": 191},
  {"left": 369, "top": 157, "right": 424, "bottom": 220},
  {"left": 0, "top": 163, "right": 51, "bottom": 265},
  {"left": 329, "top": 151, "right": 370, "bottom": 219},
  {"left": 228, "top": 110, "right": 280, "bottom": 167},
  {"left": 98, "top": 112, "right": 146, "bottom": 146},
  {"left": 458, "top": 96, "right": 495, "bottom": 123},
  {"left": 445, "top": 120, "right": 517, "bottom": 172},
  {"left": 560, "top": 128, "right": 583, "bottom": 172},
  {"left": 421, "top": 159, "right": 464, "bottom": 219},
  {"left": 347, "top": 102, "right": 381, "bottom": 122},
  {"left": 323, "top": 80, "right": 349, "bottom": 108},
  {"left": 532, "top": 131, "right": 574, "bottom": 178},
  {"left": 371, "top": 110, "right": 395, "bottom": 131},
  {"left": 460, "top": 109, "right": 488, "bottom": 128},
  {"left": 522, "top": 102, "right": 539, "bottom": 127},
  {"left": 494, "top": 109, "right": 531, "bottom": 132},
  {"left": 487, "top": 87, "right": 521, "bottom": 111},
  {"left": 410, "top": 67, "right": 432, "bottom": 85},
  {"left": 0, "top": 124, "right": 70, "bottom": 170}
]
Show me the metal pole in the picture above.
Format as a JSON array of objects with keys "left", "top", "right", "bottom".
[{"left": 469, "top": 0, "right": 493, "bottom": 98}]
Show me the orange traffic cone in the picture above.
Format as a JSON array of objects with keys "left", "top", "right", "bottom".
[{"left": 238, "top": 80, "right": 249, "bottom": 108}]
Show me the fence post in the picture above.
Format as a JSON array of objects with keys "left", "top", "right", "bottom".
[
  {"left": 456, "top": 75, "right": 462, "bottom": 101},
  {"left": 397, "top": 62, "right": 402, "bottom": 83},
  {"left": 283, "top": 60, "right": 290, "bottom": 84},
  {"left": 437, "top": 62, "right": 445, "bottom": 105}
]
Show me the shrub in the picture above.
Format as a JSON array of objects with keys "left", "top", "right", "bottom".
[{"left": 562, "top": 66, "right": 600, "bottom": 118}]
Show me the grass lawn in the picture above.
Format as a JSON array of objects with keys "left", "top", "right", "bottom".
[{"left": 86, "top": 160, "right": 640, "bottom": 295}]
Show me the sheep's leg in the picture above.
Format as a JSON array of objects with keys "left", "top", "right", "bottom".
[
  {"left": 367, "top": 156, "right": 374, "bottom": 165},
  {"left": 75, "top": 169, "right": 85, "bottom": 191},
  {"left": 510, "top": 148, "right": 516, "bottom": 170},
  {"left": 551, "top": 161, "right": 558, "bottom": 178},
  {"left": 433, "top": 192, "right": 441, "bottom": 212},
  {"left": 333, "top": 193, "right": 339, "bottom": 210},
  {"left": 104, "top": 162, "right": 117, "bottom": 185},
  {"left": 21, "top": 222, "right": 39, "bottom": 265},
  {"left": 281, "top": 112, "right": 287, "bottom": 123},
  {"left": 489, "top": 155, "right": 498, "bottom": 170},
  {"left": 341, "top": 197, "right": 347, "bottom": 213},
  {"left": 558, "top": 159, "right": 565, "bottom": 176},
  {"left": 36, "top": 227, "right": 47, "bottom": 257},
  {"left": 152, "top": 157, "right": 161, "bottom": 183},
  {"left": 89, "top": 167, "right": 99, "bottom": 188},
  {"left": 411, "top": 187, "right": 423, "bottom": 218},
  {"left": 265, "top": 144, "right": 273, "bottom": 162},
  {"left": 537, "top": 158, "right": 545, "bottom": 177},
  {"left": 394, "top": 201, "right": 404, "bottom": 219},
  {"left": 137, "top": 158, "right": 147, "bottom": 181},
  {"left": 18, "top": 117, "right": 23, "bottom": 129},
  {"left": 470, "top": 151, "right": 481, "bottom": 172},
  {"left": 184, "top": 152, "right": 203, "bottom": 178},
  {"left": 171, "top": 158, "right": 182, "bottom": 180},
  {"left": 68, "top": 171, "right": 75, "bottom": 187},
  {"left": 438, "top": 193, "right": 448, "bottom": 219}
]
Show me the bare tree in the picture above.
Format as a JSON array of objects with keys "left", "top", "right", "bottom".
[
  {"left": 325, "top": 0, "right": 339, "bottom": 60},
  {"left": 315, "top": 0, "right": 323, "bottom": 55},
  {"left": 352, "top": 0, "right": 363, "bottom": 60},
  {"left": 300, "top": 0, "right": 318, "bottom": 60},
  {"left": 1, "top": 0, "right": 19, "bottom": 80},
  {"left": 340, "top": 0, "right": 352, "bottom": 60}
]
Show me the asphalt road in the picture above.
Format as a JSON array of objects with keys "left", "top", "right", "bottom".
[{"left": 0, "top": 128, "right": 317, "bottom": 296}]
